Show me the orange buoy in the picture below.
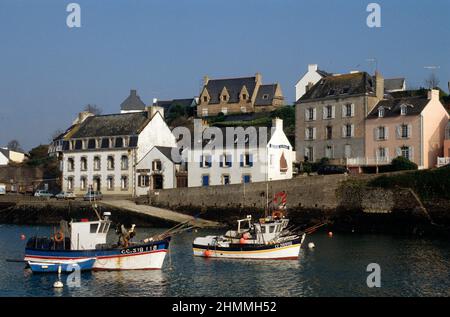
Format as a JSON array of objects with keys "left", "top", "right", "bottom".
[
  {"left": 328, "top": 231, "right": 333, "bottom": 237},
  {"left": 239, "top": 238, "right": 246, "bottom": 244},
  {"left": 20, "top": 234, "right": 26, "bottom": 241},
  {"left": 204, "top": 250, "right": 213, "bottom": 257}
]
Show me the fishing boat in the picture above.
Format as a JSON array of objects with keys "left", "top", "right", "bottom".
[
  {"left": 28, "top": 258, "right": 96, "bottom": 273},
  {"left": 193, "top": 191, "right": 307, "bottom": 260},
  {"left": 23, "top": 205, "right": 190, "bottom": 271}
]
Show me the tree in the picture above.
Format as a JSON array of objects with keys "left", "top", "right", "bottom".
[
  {"left": 7, "top": 139, "right": 22, "bottom": 151},
  {"left": 425, "top": 73, "right": 440, "bottom": 89},
  {"left": 84, "top": 104, "right": 102, "bottom": 115},
  {"left": 391, "top": 156, "right": 418, "bottom": 171}
]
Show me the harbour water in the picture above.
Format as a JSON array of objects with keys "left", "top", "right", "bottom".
[{"left": 0, "top": 224, "right": 449, "bottom": 297}]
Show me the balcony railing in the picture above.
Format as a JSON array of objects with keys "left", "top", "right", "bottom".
[
  {"left": 437, "top": 157, "right": 450, "bottom": 167},
  {"left": 346, "top": 157, "right": 391, "bottom": 166}
]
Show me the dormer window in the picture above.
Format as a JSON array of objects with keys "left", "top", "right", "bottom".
[
  {"left": 400, "top": 105, "right": 407, "bottom": 116},
  {"left": 262, "top": 94, "right": 269, "bottom": 100},
  {"left": 222, "top": 95, "right": 228, "bottom": 102},
  {"left": 203, "top": 96, "right": 208, "bottom": 102},
  {"left": 378, "top": 107, "right": 385, "bottom": 118}
]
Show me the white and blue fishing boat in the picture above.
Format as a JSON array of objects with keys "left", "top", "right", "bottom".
[{"left": 24, "top": 207, "right": 174, "bottom": 271}]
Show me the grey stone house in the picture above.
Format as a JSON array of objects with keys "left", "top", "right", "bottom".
[{"left": 295, "top": 71, "right": 384, "bottom": 164}]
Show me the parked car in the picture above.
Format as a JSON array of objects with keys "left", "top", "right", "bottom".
[
  {"left": 55, "top": 191, "right": 76, "bottom": 200},
  {"left": 317, "top": 165, "right": 350, "bottom": 175},
  {"left": 83, "top": 191, "right": 103, "bottom": 201},
  {"left": 34, "top": 190, "right": 54, "bottom": 198}
]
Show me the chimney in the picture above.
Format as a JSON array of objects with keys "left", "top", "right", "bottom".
[
  {"left": 130, "top": 89, "right": 137, "bottom": 96},
  {"left": 375, "top": 71, "right": 384, "bottom": 100},
  {"left": 146, "top": 106, "right": 164, "bottom": 119},
  {"left": 255, "top": 72, "right": 262, "bottom": 84},
  {"left": 308, "top": 64, "right": 318, "bottom": 72},
  {"left": 152, "top": 98, "right": 158, "bottom": 106},
  {"left": 203, "top": 75, "right": 209, "bottom": 86},
  {"left": 428, "top": 89, "right": 440, "bottom": 100},
  {"left": 272, "top": 117, "right": 283, "bottom": 131}
]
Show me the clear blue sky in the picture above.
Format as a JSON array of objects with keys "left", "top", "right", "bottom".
[{"left": 0, "top": 0, "right": 449, "bottom": 150}]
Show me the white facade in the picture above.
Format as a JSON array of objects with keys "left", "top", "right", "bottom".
[
  {"left": 0, "top": 152, "right": 8, "bottom": 166},
  {"left": 61, "top": 110, "right": 177, "bottom": 197},
  {"left": 295, "top": 64, "right": 328, "bottom": 102},
  {"left": 135, "top": 146, "right": 180, "bottom": 196},
  {"left": 187, "top": 118, "right": 293, "bottom": 188}
]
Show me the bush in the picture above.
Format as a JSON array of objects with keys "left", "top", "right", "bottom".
[{"left": 391, "top": 156, "right": 418, "bottom": 171}]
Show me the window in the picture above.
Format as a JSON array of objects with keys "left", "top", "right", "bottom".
[
  {"left": 200, "top": 155, "right": 212, "bottom": 168},
  {"left": 120, "top": 176, "right": 128, "bottom": 190},
  {"left": 67, "top": 158, "right": 75, "bottom": 172},
  {"left": 203, "top": 96, "right": 208, "bottom": 102},
  {"left": 242, "top": 94, "right": 247, "bottom": 100},
  {"left": 305, "top": 147, "right": 314, "bottom": 162},
  {"left": 401, "top": 124, "right": 409, "bottom": 139},
  {"left": 306, "top": 127, "right": 315, "bottom": 140},
  {"left": 107, "top": 156, "right": 114, "bottom": 170},
  {"left": 138, "top": 175, "right": 150, "bottom": 187},
  {"left": 305, "top": 108, "right": 316, "bottom": 121},
  {"left": 121, "top": 155, "right": 129, "bottom": 170},
  {"left": 240, "top": 154, "right": 253, "bottom": 167},
  {"left": 378, "top": 147, "right": 387, "bottom": 159},
  {"left": 325, "top": 146, "right": 333, "bottom": 159},
  {"left": 269, "top": 225, "right": 275, "bottom": 233},
  {"left": 202, "top": 175, "right": 210, "bottom": 187},
  {"left": 400, "top": 105, "right": 407, "bottom": 116},
  {"left": 220, "top": 154, "right": 232, "bottom": 168},
  {"left": 222, "top": 175, "right": 230, "bottom": 185},
  {"left": 377, "top": 126, "right": 386, "bottom": 140},
  {"left": 222, "top": 95, "right": 227, "bottom": 101},
  {"left": 343, "top": 124, "right": 353, "bottom": 138},
  {"left": 75, "top": 140, "right": 83, "bottom": 150},
  {"left": 152, "top": 160, "right": 162, "bottom": 171},
  {"left": 115, "top": 138, "right": 123, "bottom": 148},
  {"left": 88, "top": 139, "right": 96, "bottom": 149},
  {"left": 67, "top": 177, "right": 74, "bottom": 190},
  {"left": 202, "top": 108, "right": 208, "bottom": 117},
  {"left": 262, "top": 94, "right": 269, "bottom": 100},
  {"left": 93, "top": 156, "right": 101, "bottom": 171},
  {"left": 80, "top": 177, "right": 87, "bottom": 191},
  {"left": 101, "top": 138, "right": 110, "bottom": 149},
  {"left": 242, "top": 175, "right": 251, "bottom": 184},
  {"left": 401, "top": 146, "right": 410, "bottom": 160},
  {"left": 343, "top": 104, "right": 354, "bottom": 117},
  {"left": 378, "top": 107, "right": 385, "bottom": 118},
  {"left": 90, "top": 224, "right": 99, "bottom": 234},
  {"left": 107, "top": 176, "right": 114, "bottom": 191},
  {"left": 80, "top": 157, "right": 87, "bottom": 171},
  {"left": 326, "top": 126, "right": 333, "bottom": 140},
  {"left": 324, "top": 105, "right": 333, "bottom": 119}
]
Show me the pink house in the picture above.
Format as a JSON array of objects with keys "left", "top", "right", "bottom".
[{"left": 364, "top": 90, "right": 448, "bottom": 170}]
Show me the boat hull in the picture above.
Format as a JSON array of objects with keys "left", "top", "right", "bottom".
[
  {"left": 24, "top": 239, "right": 170, "bottom": 270},
  {"left": 193, "top": 238, "right": 302, "bottom": 260}
]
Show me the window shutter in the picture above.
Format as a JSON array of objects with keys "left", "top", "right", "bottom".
[
  {"left": 323, "top": 107, "right": 327, "bottom": 120},
  {"left": 407, "top": 124, "right": 412, "bottom": 138},
  {"left": 313, "top": 127, "right": 317, "bottom": 140},
  {"left": 305, "top": 109, "right": 309, "bottom": 121},
  {"left": 305, "top": 128, "right": 308, "bottom": 140},
  {"left": 396, "top": 126, "right": 401, "bottom": 139},
  {"left": 332, "top": 106, "right": 336, "bottom": 118},
  {"left": 409, "top": 146, "right": 414, "bottom": 161},
  {"left": 313, "top": 108, "right": 317, "bottom": 120},
  {"left": 351, "top": 125, "right": 355, "bottom": 137},
  {"left": 385, "top": 127, "right": 389, "bottom": 140},
  {"left": 375, "top": 127, "right": 379, "bottom": 140},
  {"left": 342, "top": 126, "right": 346, "bottom": 138},
  {"left": 342, "top": 105, "right": 346, "bottom": 118},
  {"left": 396, "top": 147, "right": 401, "bottom": 157},
  {"left": 385, "top": 148, "right": 390, "bottom": 161}
]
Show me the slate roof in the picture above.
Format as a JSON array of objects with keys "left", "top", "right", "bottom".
[
  {"left": 255, "top": 84, "right": 282, "bottom": 106},
  {"left": 70, "top": 112, "right": 151, "bottom": 138},
  {"left": 0, "top": 148, "right": 9, "bottom": 160},
  {"left": 156, "top": 98, "right": 196, "bottom": 114},
  {"left": 367, "top": 96, "right": 430, "bottom": 119},
  {"left": 384, "top": 78, "right": 405, "bottom": 92},
  {"left": 298, "top": 72, "right": 376, "bottom": 102},
  {"left": 203, "top": 76, "right": 257, "bottom": 104},
  {"left": 317, "top": 69, "right": 333, "bottom": 77},
  {"left": 120, "top": 90, "right": 146, "bottom": 111}
]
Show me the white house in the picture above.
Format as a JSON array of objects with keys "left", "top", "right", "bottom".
[
  {"left": 61, "top": 106, "right": 177, "bottom": 197},
  {"left": 135, "top": 146, "right": 187, "bottom": 196},
  {"left": 187, "top": 118, "right": 294, "bottom": 187},
  {"left": 295, "top": 64, "right": 332, "bottom": 102},
  {"left": 0, "top": 148, "right": 26, "bottom": 166}
]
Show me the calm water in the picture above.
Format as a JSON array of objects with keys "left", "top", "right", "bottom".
[{"left": 0, "top": 224, "right": 449, "bottom": 297}]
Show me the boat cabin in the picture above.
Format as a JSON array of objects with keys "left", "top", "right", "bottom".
[{"left": 70, "top": 219, "right": 111, "bottom": 250}]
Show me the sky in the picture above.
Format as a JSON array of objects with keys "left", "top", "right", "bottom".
[{"left": 0, "top": 0, "right": 449, "bottom": 151}]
